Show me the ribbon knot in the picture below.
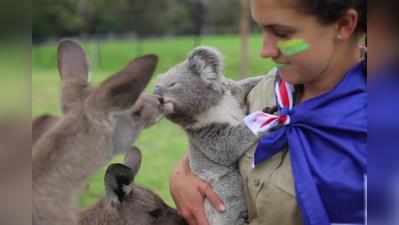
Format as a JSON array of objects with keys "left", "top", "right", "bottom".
[
  {"left": 277, "top": 114, "right": 289, "bottom": 124},
  {"left": 277, "top": 107, "right": 293, "bottom": 125},
  {"left": 244, "top": 75, "right": 294, "bottom": 136},
  {"left": 279, "top": 107, "right": 292, "bottom": 116}
]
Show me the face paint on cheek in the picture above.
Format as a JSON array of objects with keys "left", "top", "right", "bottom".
[
  {"left": 277, "top": 39, "right": 310, "bottom": 56},
  {"left": 276, "top": 63, "right": 285, "bottom": 69}
]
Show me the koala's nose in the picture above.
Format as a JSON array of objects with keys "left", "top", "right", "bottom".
[
  {"left": 157, "top": 95, "right": 164, "bottom": 105},
  {"left": 154, "top": 85, "right": 163, "bottom": 97}
]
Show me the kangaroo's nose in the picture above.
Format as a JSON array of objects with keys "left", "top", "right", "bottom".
[{"left": 154, "top": 85, "right": 163, "bottom": 96}]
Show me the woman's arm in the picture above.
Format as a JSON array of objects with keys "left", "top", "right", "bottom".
[{"left": 169, "top": 152, "right": 225, "bottom": 225}]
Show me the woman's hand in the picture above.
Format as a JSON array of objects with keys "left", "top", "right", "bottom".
[{"left": 169, "top": 154, "right": 225, "bottom": 225}]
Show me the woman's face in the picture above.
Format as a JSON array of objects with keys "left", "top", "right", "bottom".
[{"left": 251, "top": 0, "right": 341, "bottom": 85}]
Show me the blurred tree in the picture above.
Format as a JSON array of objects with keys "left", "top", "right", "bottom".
[
  {"left": 32, "top": 0, "right": 251, "bottom": 43},
  {"left": 33, "top": 0, "right": 85, "bottom": 42},
  {"left": 207, "top": 0, "right": 240, "bottom": 33},
  {"left": 190, "top": 0, "right": 207, "bottom": 46}
]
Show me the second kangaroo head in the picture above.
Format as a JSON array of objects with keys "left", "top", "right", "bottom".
[{"left": 80, "top": 147, "right": 187, "bottom": 225}]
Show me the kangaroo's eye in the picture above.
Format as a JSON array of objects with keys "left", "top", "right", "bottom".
[
  {"left": 149, "top": 208, "right": 162, "bottom": 218},
  {"left": 132, "top": 110, "right": 141, "bottom": 117}
]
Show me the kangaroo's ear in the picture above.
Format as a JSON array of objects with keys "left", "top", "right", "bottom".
[
  {"left": 57, "top": 39, "right": 90, "bottom": 113},
  {"left": 57, "top": 39, "right": 89, "bottom": 82},
  {"left": 32, "top": 114, "right": 59, "bottom": 147},
  {"left": 91, "top": 55, "right": 158, "bottom": 112},
  {"left": 105, "top": 163, "right": 135, "bottom": 205},
  {"left": 188, "top": 46, "right": 223, "bottom": 83}
]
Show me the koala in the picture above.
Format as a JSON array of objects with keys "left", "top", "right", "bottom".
[{"left": 155, "top": 47, "right": 263, "bottom": 225}]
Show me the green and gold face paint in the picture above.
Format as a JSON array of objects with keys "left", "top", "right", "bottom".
[
  {"left": 277, "top": 38, "right": 310, "bottom": 56},
  {"left": 275, "top": 63, "right": 285, "bottom": 69}
]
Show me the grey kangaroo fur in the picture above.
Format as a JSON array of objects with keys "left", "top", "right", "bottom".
[
  {"left": 79, "top": 146, "right": 187, "bottom": 225},
  {"left": 32, "top": 39, "right": 164, "bottom": 225},
  {"left": 32, "top": 117, "right": 186, "bottom": 225},
  {"left": 32, "top": 114, "right": 60, "bottom": 147},
  {"left": 155, "top": 46, "right": 262, "bottom": 225},
  {"left": 32, "top": 119, "right": 186, "bottom": 225}
]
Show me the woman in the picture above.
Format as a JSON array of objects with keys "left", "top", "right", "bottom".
[
  {"left": 169, "top": 1, "right": 367, "bottom": 225},
  {"left": 368, "top": 2, "right": 399, "bottom": 225}
]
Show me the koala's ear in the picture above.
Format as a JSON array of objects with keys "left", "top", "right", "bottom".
[
  {"left": 188, "top": 46, "right": 223, "bottom": 83},
  {"left": 105, "top": 163, "right": 135, "bottom": 205},
  {"left": 58, "top": 40, "right": 90, "bottom": 113}
]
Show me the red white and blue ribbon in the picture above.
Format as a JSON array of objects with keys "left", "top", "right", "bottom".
[{"left": 244, "top": 76, "right": 295, "bottom": 137}]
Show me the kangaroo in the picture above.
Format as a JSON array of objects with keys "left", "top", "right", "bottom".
[
  {"left": 32, "top": 117, "right": 186, "bottom": 225},
  {"left": 32, "top": 114, "right": 59, "bottom": 147},
  {"left": 33, "top": 39, "right": 161, "bottom": 225},
  {"left": 79, "top": 146, "right": 187, "bottom": 225}
]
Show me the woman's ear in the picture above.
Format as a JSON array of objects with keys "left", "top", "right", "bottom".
[{"left": 336, "top": 9, "right": 359, "bottom": 41}]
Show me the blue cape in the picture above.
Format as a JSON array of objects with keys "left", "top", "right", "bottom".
[
  {"left": 254, "top": 62, "right": 367, "bottom": 225},
  {"left": 369, "top": 62, "right": 399, "bottom": 225}
]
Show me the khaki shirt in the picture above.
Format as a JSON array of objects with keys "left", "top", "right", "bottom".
[{"left": 239, "top": 68, "right": 303, "bottom": 225}]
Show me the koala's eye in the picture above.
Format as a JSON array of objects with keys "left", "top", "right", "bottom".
[
  {"left": 149, "top": 208, "right": 162, "bottom": 218},
  {"left": 168, "top": 82, "right": 178, "bottom": 88}
]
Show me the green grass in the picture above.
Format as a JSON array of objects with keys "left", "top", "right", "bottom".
[
  {"left": 32, "top": 34, "right": 275, "bottom": 208},
  {"left": 0, "top": 41, "right": 31, "bottom": 117}
]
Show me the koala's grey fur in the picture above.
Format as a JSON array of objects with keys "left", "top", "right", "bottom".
[{"left": 155, "top": 46, "right": 262, "bottom": 225}]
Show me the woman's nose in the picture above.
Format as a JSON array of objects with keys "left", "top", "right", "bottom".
[{"left": 260, "top": 35, "right": 280, "bottom": 58}]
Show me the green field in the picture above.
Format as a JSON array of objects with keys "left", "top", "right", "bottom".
[{"left": 32, "top": 34, "right": 275, "bottom": 208}]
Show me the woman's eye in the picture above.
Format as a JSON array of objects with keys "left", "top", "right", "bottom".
[
  {"left": 149, "top": 208, "right": 162, "bottom": 218},
  {"left": 262, "top": 26, "right": 292, "bottom": 39},
  {"left": 274, "top": 30, "right": 290, "bottom": 39}
]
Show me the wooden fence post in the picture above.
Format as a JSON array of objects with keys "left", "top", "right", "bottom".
[{"left": 240, "top": 0, "right": 250, "bottom": 78}]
